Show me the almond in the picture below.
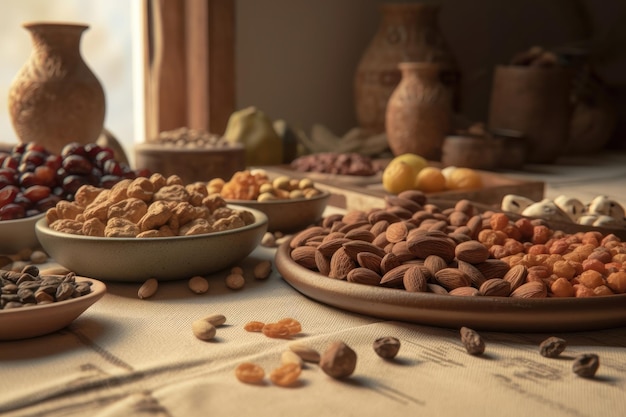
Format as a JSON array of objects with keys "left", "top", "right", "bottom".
[
  {"left": 291, "top": 246, "right": 317, "bottom": 270},
  {"left": 424, "top": 255, "right": 448, "bottom": 276},
  {"left": 403, "top": 265, "right": 428, "bottom": 292},
  {"left": 390, "top": 240, "right": 415, "bottom": 262},
  {"left": 342, "top": 240, "right": 386, "bottom": 260},
  {"left": 322, "top": 213, "right": 343, "bottom": 229},
  {"left": 317, "top": 238, "right": 350, "bottom": 257},
  {"left": 380, "top": 252, "right": 402, "bottom": 275},
  {"left": 479, "top": 278, "right": 511, "bottom": 297},
  {"left": 328, "top": 247, "right": 356, "bottom": 280},
  {"left": 368, "top": 209, "right": 402, "bottom": 225},
  {"left": 428, "top": 283, "right": 449, "bottom": 295},
  {"left": 434, "top": 268, "right": 471, "bottom": 290},
  {"left": 356, "top": 252, "right": 383, "bottom": 274},
  {"left": 449, "top": 286, "right": 479, "bottom": 296},
  {"left": 347, "top": 267, "right": 382, "bottom": 286},
  {"left": 342, "top": 210, "right": 368, "bottom": 224},
  {"left": 386, "top": 221, "right": 409, "bottom": 243},
  {"left": 455, "top": 240, "right": 490, "bottom": 264},
  {"left": 315, "top": 250, "right": 331, "bottom": 276},
  {"left": 510, "top": 281, "right": 548, "bottom": 298},
  {"left": 380, "top": 264, "right": 412, "bottom": 288},
  {"left": 344, "top": 229, "right": 375, "bottom": 243},
  {"left": 384, "top": 195, "right": 422, "bottom": 213},
  {"left": 475, "top": 259, "right": 510, "bottom": 280},
  {"left": 503, "top": 264, "right": 528, "bottom": 291},
  {"left": 397, "top": 189, "right": 427, "bottom": 205},
  {"left": 338, "top": 221, "right": 370, "bottom": 233},
  {"left": 290, "top": 226, "right": 326, "bottom": 249},
  {"left": 407, "top": 234, "right": 456, "bottom": 262},
  {"left": 448, "top": 210, "right": 470, "bottom": 227},
  {"left": 372, "top": 232, "right": 390, "bottom": 249},
  {"left": 369, "top": 220, "right": 390, "bottom": 237},
  {"left": 457, "top": 260, "right": 487, "bottom": 287},
  {"left": 387, "top": 205, "right": 413, "bottom": 219}
]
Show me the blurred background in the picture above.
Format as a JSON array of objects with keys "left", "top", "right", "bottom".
[{"left": 1, "top": 0, "right": 625, "bottom": 162}]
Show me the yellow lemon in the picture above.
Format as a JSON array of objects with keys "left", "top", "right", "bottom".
[
  {"left": 414, "top": 166, "right": 446, "bottom": 193},
  {"left": 445, "top": 167, "right": 483, "bottom": 190},
  {"left": 382, "top": 161, "right": 418, "bottom": 194},
  {"left": 391, "top": 153, "right": 429, "bottom": 174}
]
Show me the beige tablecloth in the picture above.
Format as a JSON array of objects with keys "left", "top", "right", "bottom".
[{"left": 2, "top": 236, "right": 626, "bottom": 417}]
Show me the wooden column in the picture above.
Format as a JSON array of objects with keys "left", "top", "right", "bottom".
[{"left": 143, "top": 0, "right": 235, "bottom": 141}]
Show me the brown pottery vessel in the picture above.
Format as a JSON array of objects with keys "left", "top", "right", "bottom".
[{"left": 8, "top": 22, "right": 106, "bottom": 155}]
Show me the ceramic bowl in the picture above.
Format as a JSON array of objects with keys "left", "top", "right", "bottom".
[
  {"left": 226, "top": 190, "right": 330, "bottom": 233},
  {"left": 35, "top": 205, "right": 268, "bottom": 282},
  {"left": 0, "top": 213, "right": 46, "bottom": 254},
  {"left": 0, "top": 276, "right": 106, "bottom": 340}
]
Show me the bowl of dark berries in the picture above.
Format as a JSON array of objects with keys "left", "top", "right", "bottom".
[{"left": 0, "top": 141, "right": 149, "bottom": 254}]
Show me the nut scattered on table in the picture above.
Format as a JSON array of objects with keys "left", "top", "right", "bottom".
[
  {"left": 289, "top": 343, "right": 321, "bottom": 364},
  {"left": 192, "top": 319, "right": 217, "bottom": 341},
  {"left": 373, "top": 336, "right": 401, "bottom": 359},
  {"left": 138, "top": 278, "right": 158, "bottom": 299},
  {"left": 460, "top": 326, "right": 485, "bottom": 355},
  {"left": 539, "top": 336, "right": 567, "bottom": 358},
  {"left": 188, "top": 276, "right": 209, "bottom": 294},
  {"left": 319, "top": 340, "right": 358, "bottom": 379},
  {"left": 572, "top": 353, "right": 600, "bottom": 378}
]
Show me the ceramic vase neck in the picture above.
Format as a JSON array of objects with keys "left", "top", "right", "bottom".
[{"left": 24, "top": 23, "right": 88, "bottom": 69}]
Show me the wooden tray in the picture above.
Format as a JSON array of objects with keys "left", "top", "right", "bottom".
[{"left": 264, "top": 165, "right": 544, "bottom": 211}]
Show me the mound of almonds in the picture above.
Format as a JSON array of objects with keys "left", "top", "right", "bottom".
[{"left": 288, "top": 191, "right": 626, "bottom": 298}]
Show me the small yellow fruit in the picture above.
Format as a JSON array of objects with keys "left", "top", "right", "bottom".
[
  {"left": 445, "top": 167, "right": 483, "bottom": 190},
  {"left": 382, "top": 161, "right": 418, "bottom": 194},
  {"left": 391, "top": 153, "right": 429, "bottom": 173},
  {"left": 414, "top": 166, "right": 446, "bottom": 193}
]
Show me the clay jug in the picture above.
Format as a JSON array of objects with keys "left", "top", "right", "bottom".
[
  {"left": 8, "top": 22, "right": 106, "bottom": 155},
  {"left": 488, "top": 65, "right": 572, "bottom": 164},
  {"left": 354, "top": 3, "right": 457, "bottom": 135},
  {"left": 385, "top": 62, "right": 453, "bottom": 160}
]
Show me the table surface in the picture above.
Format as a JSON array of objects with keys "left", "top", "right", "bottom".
[{"left": 1, "top": 152, "right": 626, "bottom": 417}]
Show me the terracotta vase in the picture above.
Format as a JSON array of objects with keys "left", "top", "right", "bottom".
[
  {"left": 385, "top": 62, "right": 453, "bottom": 160},
  {"left": 354, "top": 3, "right": 457, "bottom": 135},
  {"left": 8, "top": 22, "right": 106, "bottom": 155},
  {"left": 488, "top": 65, "right": 572, "bottom": 164}
]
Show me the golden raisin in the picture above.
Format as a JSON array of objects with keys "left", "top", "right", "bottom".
[
  {"left": 244, "top": 321, "right": 265, "bottom": 332},
  {"left": 269, "top": 363, "right": 302, "bottom": 387},
  {"left": 235, "top": 362, "right": 265, "bottom": 384},
  {"left": 262, "top": 323, "right": 291, "bottom": 338},
  {"left": 277, "top": 318, "right": 302, "bottom": 335}
]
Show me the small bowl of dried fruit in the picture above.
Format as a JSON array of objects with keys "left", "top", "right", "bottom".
[{"left": 212, "top": 170, "right": 331, "bottom": 233}]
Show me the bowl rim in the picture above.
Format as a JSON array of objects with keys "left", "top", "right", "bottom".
[
  {"left": 225, "top": 189, "right": 331, "bottom": 206},
  {"left": 0, "top": 212, "right": 46, "bottom": 225},
  {"left": 35, "top": 204, "right": 268, "bottom": 242}
]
